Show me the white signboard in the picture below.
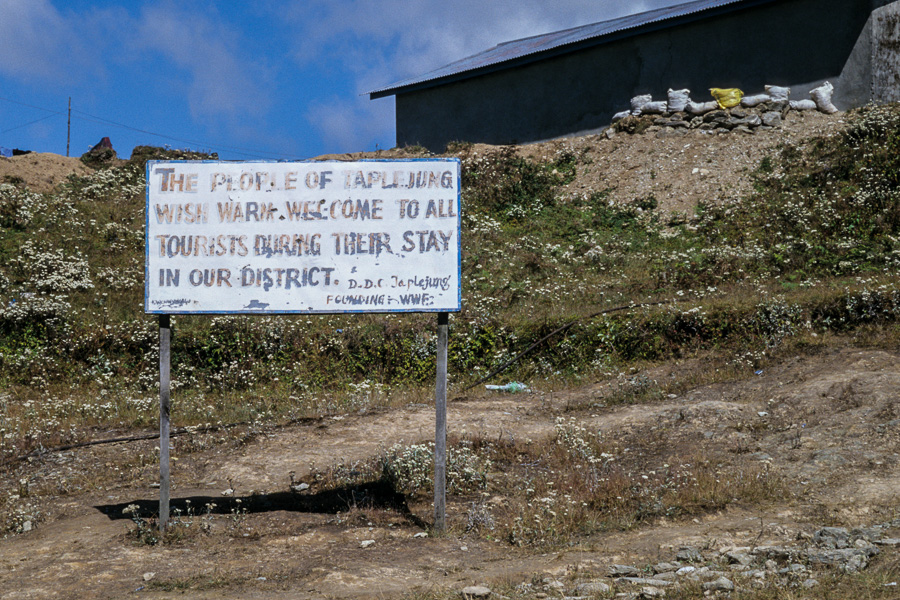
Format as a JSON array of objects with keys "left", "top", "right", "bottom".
[{"left": 144, "top": 159, "right": 461, "bottom": 314}]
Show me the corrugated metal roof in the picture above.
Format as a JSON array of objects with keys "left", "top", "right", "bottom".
[{"left": 369, "top": 0, "right": 774, "bottom": 98}]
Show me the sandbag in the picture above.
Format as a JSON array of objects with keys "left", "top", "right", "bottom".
[
  {"left": 789, "top": 99, "right": 818, "bottom": 111},
  {"left": 641, "top": 101, "right": 668, "bottom": 115},
  {"left": 710, "top": 88, "right": 744, "bottom": 109},
  {"left": 667, "top": 88, "right": 691, "bottom": 113},
  {"left": 810, "top": 81, "right": 838, "bottom": 114},
  {"left": 612, "top": 110, "right": 631, "bottom": 123},
  {"left": 630, "top": 94, "right": 652, "bottom": 115},
  {"left": 686, "top": 100, "right": 718, "bottom": 115},
  {"left": 741, "top": 94, "right": 771, "bottom": 108},
  {"left": 765, "top": 85, "right": 791, "bottom": 102}
]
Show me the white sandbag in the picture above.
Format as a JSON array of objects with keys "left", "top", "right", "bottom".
[
  {"left": 630, "top": 94, "right": 652, "bottom": 115},
  {"left": 810, "top": 81, "right": 838, "bottom": 114},
  {"left": 667, "top": 88, "right": 691, "bottom": 113},
  {"left": 685, "top": 100, "right": 718, "bottom": 115},
  {"left": 741, "top": 93, "right": 771, "bottom": 107},
  {"left": 790, "top": 99, "right": 818, "bottom": 111},
  {"left": 612, "top": 110, "right": 631, "bottom": 123},
  {"left": 641, "top": 101, "right": 668, "bottom": 115},
  {"left": 765, "top": 85, "right": 791, "bottom": 102}
]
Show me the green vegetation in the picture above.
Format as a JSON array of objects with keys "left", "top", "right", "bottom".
[{"left": 2, "top": 104, "right": 900, "bottom": 466}]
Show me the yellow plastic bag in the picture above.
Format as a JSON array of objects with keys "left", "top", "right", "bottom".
[{"left": 709, "top": 88, "right": 744, "bottom": 109}]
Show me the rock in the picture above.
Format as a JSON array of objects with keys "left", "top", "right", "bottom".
[
  {"left": 761, "top": 111, "right": 782, "bottom": 127},
  {"left": 461, "top": 585, "right": 492, "bottom": 599},
  {"left": 701, "top": 576, "right": 735, "bottom": 592},
  {"left": 653, "top": 562, "right": 679, "bottom": 574},
  {"left": 762, "top": 100, "right": 789, "bottom": 112},
  {"left": 727, "top": 115, "right": 762, "bottom": 128},
  {"left": 640, "top": 586, "right": 666, "bottom": 598},
  {"left": 616, "top": 577, "right": 673, "bottom": 587},
  {"left": 609, "top": 564, "right": 640, "bottom": 577},
  {"left": 803, "top": 578, "right": 819, "bottom": 588},
  {"left": 753, "top": 545, "right": 793, "bottom": 561},
  {"left": 851, "top": 527, "right": 883, "bottom": 542},
  {"left": 290, "top": 482, "right": 310, "bottom": 492},
  {"left": 21, "top": 520, "right": 32, "bottom": 533},
  {"left": 652, "top": 572, "right": 676, "bottom": 581},
  {"left": 81, "top": 137, "right": 118, "bottom": 167},
  {"left": 725, "top": 550, "right": 753, "bottom": 565},
  {"left": 807, "top": 546, "right": 878, "bottom": 572},
  {"left": 413, "top": 532, "right": 428, "bottom": 538},
  {"left": 676, "top": 547, "right": 703, "bottom": 562},
  {"left": 143, "top": 572, "right": 156, "bottom": 582},
  {"left": 875, "top": 538, "right": 900, "bottom": 547},
  {"left": 360, "top": 539, "right": 376, "bottom": 548},
  {"left": 675, "top": 566, "right": 696, "bottom": 577},
  {"left": 703, "top": 110, "right": 728, "bottom": 123},
  {"left": 574, "top": 581, "right": 611, "bottom": 594},
  {"left": 543, "top": 579, "right": 565, "bottom": 591},
  {"left": 814, "top": 527, "right": 850, "bottom": 549}
]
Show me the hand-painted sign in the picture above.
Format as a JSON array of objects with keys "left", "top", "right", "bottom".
[{"left": 145, "top": 159, "right": 461, "bottom": 314}]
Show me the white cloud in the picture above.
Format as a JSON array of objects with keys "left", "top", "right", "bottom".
[
  {"left": 285, "top": 0, "right": 679, "bottom": 86},
  {"left": 130, "top": 3, "right": 272, "bottom": 122},
  {"left": 0, "top": 0, "right": 105, "bottom": 81},
  {"left": 305, "top": 95, "right": 394, "bottom": 156}
]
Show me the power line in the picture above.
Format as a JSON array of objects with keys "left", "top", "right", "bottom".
[
  {"left": 0, "top": 96, "right": 67, "bottom": 116},
  {"left": 1, "top": 112, "right": 62, "bottom": 134},
  {"left": 0, "top": 95, "right": 305, "bottom": 160}
]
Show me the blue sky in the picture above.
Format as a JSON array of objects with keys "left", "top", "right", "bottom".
[{"left": 0, "top": 0, "right": 678, "bottom": 161}]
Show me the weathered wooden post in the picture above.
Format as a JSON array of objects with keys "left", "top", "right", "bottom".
[
  {"left": 158, "top": 314, "right": 171, "bottom": 532},
  {"left": 434, "top": 312, "right": 449, "bottom": 531}
]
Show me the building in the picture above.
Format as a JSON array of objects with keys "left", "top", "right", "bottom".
[{"left": 369, "top": 0, "right": 900, "bottom": 151}]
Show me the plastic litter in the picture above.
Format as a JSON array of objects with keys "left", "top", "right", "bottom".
[
  {"left": 630, "top": 94, "right": 652, "bottom": 115},
  {"left": 667, "top": 88, "right": 691, "bottom": 113},
  {"left": 810, "top": 81, "right": 838, "bottom": 114},
  {"left": 710, "top": 88, "right": 744, "bottom": 109},
  {"left": 765, "top": 85, "right": 791, "bottom": 102},
  {"left": 790, "top": 99, "right": 818, "bottom": 111},
  {"left": 485, "top": 382, "right": 529, "bottom": 393}
]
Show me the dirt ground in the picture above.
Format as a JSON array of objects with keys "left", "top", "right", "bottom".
[
  {"left": 0, "top": 153, "right": 93, "bottom": 194},
  {"left": 2, "top": 345, "right": 900, "bottom": 599}
]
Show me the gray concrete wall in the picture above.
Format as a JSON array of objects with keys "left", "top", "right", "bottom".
[
  {"left": 873, "top": 1, "right": 900, "bottom": 103},
  {"left": 394, "top": 0, "right": 896, "bottom": 151}
]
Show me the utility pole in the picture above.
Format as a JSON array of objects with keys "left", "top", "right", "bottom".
[{"left": 66, "top": 97, "right": 71, "bottom": 157}]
